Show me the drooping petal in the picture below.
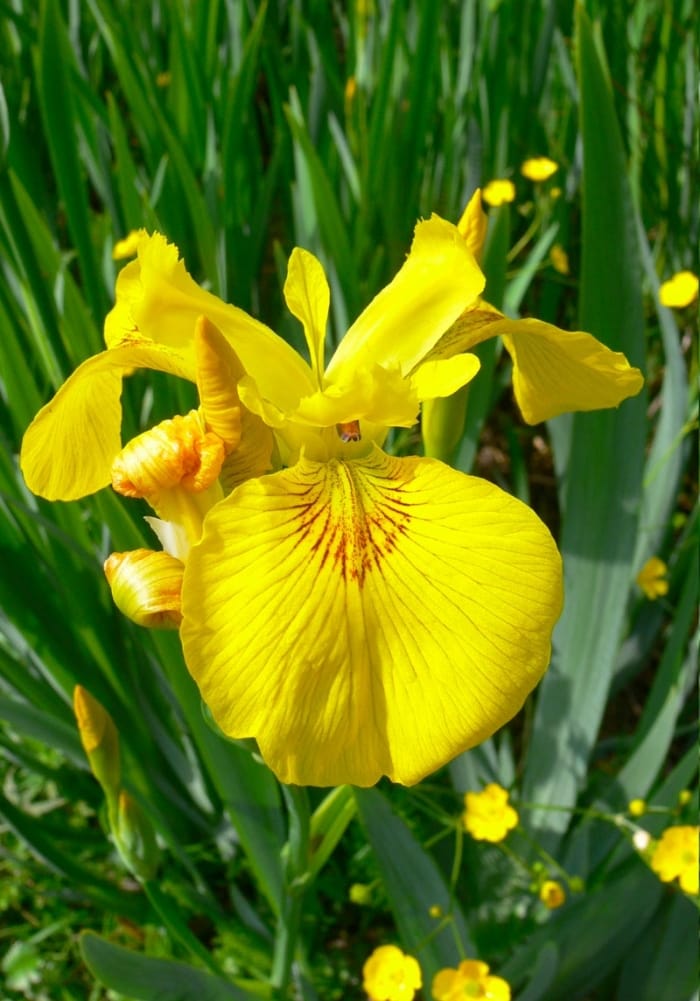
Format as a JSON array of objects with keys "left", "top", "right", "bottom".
[
  {"left": 426, "top": 306, "right": 644, "bottom": 424},
  {"left": 498, "top": 317, "right": 644, "bottom": 423},
  {"left": 283, "top": 248, "right": 329, "bottom": 386},
  {"left": 325, "top": 215, "right": 485, "bottom": 381},
  {"left": 104, "top": 232, "right": 315, "bottom": 409},
  {"left": 21, "top": 342, "right": 194, "bottom": 501},
  {"left": 181, "top": 449, "right": 562, "bottom": 787}
]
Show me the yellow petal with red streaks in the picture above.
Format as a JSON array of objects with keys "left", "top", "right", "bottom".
[
  {"left": 181, "top": 449, "right": 562, "bottom": 787},
  {"left": 21, "top": 343, "right": 193, "bottom": 501}
]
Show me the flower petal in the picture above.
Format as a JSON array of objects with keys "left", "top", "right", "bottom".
[
  {"left": 104, "top": 232, "right": 315, "bottom": 408},
  {"left": 497, "top": 317, "right": 644, "bottom": 423},
  {"left": 181, "top": 449, "right": 562, "bottom": 787},
  {"left": 21, "top": 343, "right": 193, "bottom": 501},
  {"left": 325, "top": 215, "right": 485, "bottom": 381},
  {"left": 457, "top": 189, "right": 488, "bottom": 261},
  {"left": 410, "top": 354, "right": 481, "bottom": 401},
  {"left": 283, "top": 248, "right": 329, "bottom": 386}
]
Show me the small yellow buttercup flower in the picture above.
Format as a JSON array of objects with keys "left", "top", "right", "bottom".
[
  {"left": 550, "top": 244, "right": 569, "bottom": 275},
  {"left": 463, "top": 783, "right": 518, "bottom": 843},
  {"left": 650, "top": 826, "right": 699, "bottom": 895},
  {"left": 362, "top": 945, "right": 422, "bottom": 1001},
  {"left": 628, "top": 798, "right": 646, "bottom": 817},
  {"left": 433, "top": 959, "right": 511, "bottom": 1001},
  {"left": 112, "top": 230, "right": 144, "bottom": 260},
  {"left": 636, "top": 557, "right": 669, "bottom": 599},
  {"left": 659, "top": 270, "right": 698, "bottom": 309},
  {"left": 481, "top": 179, "right": 516, "bottom": 207},
  {"left": 520, "top": 157, "right": 558, "bottom": 182},
  {"left": 539, "top": 879, "right": 566, "bottom": 909}
]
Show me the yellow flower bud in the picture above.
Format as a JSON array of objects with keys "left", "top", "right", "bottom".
[
  {"left": 111, "top": 410, "right": 226, "bottom": 500},
  {"left": 349, "top": 882, "right": 373, "bottom": 905},
  {"left": 104, "top": 549, "right": 183, "bottom": 629},
  {"left": 659, "top": 270, "right": 698, "bottom": 309},
  {"left": 539, "top": 879, "right": 566, "bottom": 909},
  {"left": 73, "top": 686, "right": 121, "bottom": 797},
  {"left": 115, "top": 790, "right": 160, "bottom": 881},
  {"left": 550, "top": 244, "right": 570, "bottom": 275},
  {"left": 628, "top": 798, "right": 646, "bottom": 817}
]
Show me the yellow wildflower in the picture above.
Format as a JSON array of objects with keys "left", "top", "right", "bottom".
[
  {"left": 481, "top": 179, "right": 516, "bottom": 207},
  {"left": 428, "top": 904, "right": 443, "bottom": 918},
  {"left": 463, "top": 783, "right": 518, "bottom": 843},
  {"left": 112, "top": 230, "right": 144, "bottom": 260},
  {"left": 650, "top": 826, "right": 699, "bottom": 895},
  {"left": 550, "top": 243, "right": 569, "bottom": 275},
  {"left": 636, "top": 557, "right": 669, "bottom": 600},
  {"left": 539, "top": 879, "right": 566, "bottom": 909},
  {"left": 21, "top": 197, "right": 643, "bottom": 788},
  {"left": 628, "top": 798, "right": 646, "bottom": 817},
  {"left": 433, "top": 959, "right": 511, "bottom": 1001},
  {"left": 156, "top": 71, "right": 171, "bottom": 87},
  {"left": 362, "top": 945, "right": 421, "bottom": 1001},
  {"left": 659, "top": 270, "right": 698, "bottom": 309},
  {"left": 520, "top": 157, "right": 558, "bottom": 182}
]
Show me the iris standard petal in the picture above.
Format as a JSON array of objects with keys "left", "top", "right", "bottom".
[
  {"left": 21, "top": 342, "right": 193, "bottom": 501},
  {"left": 104, "top": 232, "right": 315, "bottom": 409},
  {"left": 284, "top": 248, "right": 329, "bottom": 386},
  {"left": 181, "top": 449, "right": 562, "bottom": 787},
  {"left": 325, "top": 215, "right": 485, "bottom": 381}
]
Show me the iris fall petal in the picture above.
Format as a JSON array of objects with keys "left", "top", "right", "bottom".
[{"left": 181, "top": 448, "right": 563, "bottom": 787}]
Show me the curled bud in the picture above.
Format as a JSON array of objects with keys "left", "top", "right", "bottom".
[
  {"left": 104, "top": 549, "right": 183, "bottom": 629},
  {"left": 111, "top": 410, "right": 226, "bottom": 499},
  {"left": 115, "top": 790, "right": 160, "bottom": 881},
  {"left": 73, "top": 686, "right": 121, "bottom": 797},
  {"left": 539, "top": 879, "right": 566, "bottom": 909}
]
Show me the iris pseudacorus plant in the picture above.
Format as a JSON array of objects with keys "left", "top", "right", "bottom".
[{"left": 21, "top": 191, "right": 643, "bottom": 787}]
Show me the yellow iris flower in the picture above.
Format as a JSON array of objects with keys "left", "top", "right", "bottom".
[{"left": 21, "top": 199, "right": 643, "bottom": 788}]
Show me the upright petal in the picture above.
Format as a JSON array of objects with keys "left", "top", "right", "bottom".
[
  {"left": 284, "top": 248, "right": 329, "bottom": 386},
  {"left": 457, "top": 189, "right": 488, "bottom": 261},
  {"left": 326, "top": 215, "right": 485, "bottom": 381},
  {"left": 21, "top": 343, "right": 193, "bottom": 501},
  {"left": 104, "top": 233, "right": 315, "bottom": 409},
  {"left": 181, "top": 449, "right": 562, "bottom": 787}
]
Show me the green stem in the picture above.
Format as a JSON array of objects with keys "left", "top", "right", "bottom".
[{"left": 271, "top": 784, "right": 311, "bottom": 998}]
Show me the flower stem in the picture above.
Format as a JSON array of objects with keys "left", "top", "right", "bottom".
[{"left": 271, "top": 784, "right": 311, "bottom": 998}]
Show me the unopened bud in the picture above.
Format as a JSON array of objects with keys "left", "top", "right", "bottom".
[
  {"left": 539, "top": 880, "right": 566, "bottom": 909},
  {"left": 104, "top": 549, "right": 183, "bottom": 629},
  {"left": 115, "top": 790, "right": 160, "bottom": 881},
  {"left": 73, "top": 686, "right": 121, "bottom": 798},
  {"left": 111, "top": 410, "right": 226, "bottom": 499}
]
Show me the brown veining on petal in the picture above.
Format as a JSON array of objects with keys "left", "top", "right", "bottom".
[{"left": 290, "top": 459, "right": 410, "bottom": 588}]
